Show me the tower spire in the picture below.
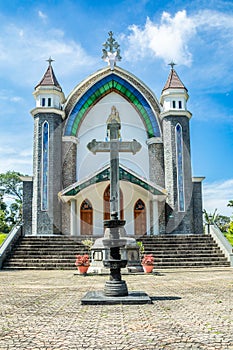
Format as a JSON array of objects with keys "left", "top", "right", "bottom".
[{"left": 35, "top": 58, "right": 62, "bottom": 90}]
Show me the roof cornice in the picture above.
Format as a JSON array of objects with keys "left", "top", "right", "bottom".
[{"left": 30, "top": 107, "right": 65, "bottom": 119}]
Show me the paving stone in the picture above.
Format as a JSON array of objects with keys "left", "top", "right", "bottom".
[{"left": 0, "top": 268, "right": 232, "bottom": 349}]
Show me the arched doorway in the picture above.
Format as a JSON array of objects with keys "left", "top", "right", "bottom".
[
  {"left": 134, "top": 199, "right": 146, "bottom": 235},
  {"left": 80, "top": 199, "right": 93, "bottom": 235},
  {"left": 103, "top": 184, "right": 124, "bottom": 220}
]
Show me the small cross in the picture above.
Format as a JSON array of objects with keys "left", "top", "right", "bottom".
[
  {"left": 46, "top": 57, "right": 54, "bottom": 66},
  {"left": 168, "top": 61, "right": 176, "bottom": 69}
]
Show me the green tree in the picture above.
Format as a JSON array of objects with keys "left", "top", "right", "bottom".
[
  {"left": 215, "top": 215, "right": 231, "bottom": 232},
  {"left": 0, "top": 171, "right": 23, "bottom": 202},
  {"left": 0, "top": 193, "right": 9, "bottom": 233},
  {"left": 227, "top": 200, "right": 233, "bottom": 208},
  {"left": 0, "top": 171, "right": 24, "bottom": 228}
]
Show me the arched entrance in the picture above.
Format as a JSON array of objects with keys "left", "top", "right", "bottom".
[
  {"left": 103, "top": 184, "right": 124, "bottom": 220},
  {"left": 80, "top": 199, "right": 93, "bottom": 235},
  {"left": 134, "top": 199, "right": 146, "bottom": 235}
]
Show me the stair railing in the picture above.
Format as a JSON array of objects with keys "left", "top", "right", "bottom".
[
  {"left": 0, "top": 221, "right": 24, "bottom": 269},
  {"left": 205, "top": 223, "right": 233, "bottom": 267}
]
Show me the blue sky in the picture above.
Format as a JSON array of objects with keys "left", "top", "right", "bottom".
[{"left": 0, "top": 0, "right": 232, "bottom": 215}]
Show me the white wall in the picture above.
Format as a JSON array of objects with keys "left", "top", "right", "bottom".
[
  {"left": 76, "top": 92, "right": 149, "bottom": 181},
  {"left": 73, "top": 181, "right": 153, "bottom": 236}
]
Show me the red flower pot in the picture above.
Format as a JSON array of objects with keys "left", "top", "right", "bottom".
[
  {"left": 143, "top": 265, "right": 154, "bottom": 273},
  {"left": 77, "top": 265, "right": 89, "bottom": 274}
]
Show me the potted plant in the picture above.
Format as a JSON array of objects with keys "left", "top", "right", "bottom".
[
  {"left": 75, "top": 254, "right": 90, "bottom": 274},
  {"left": 141, "top": 254, "right": 154, "bottom": 273}
]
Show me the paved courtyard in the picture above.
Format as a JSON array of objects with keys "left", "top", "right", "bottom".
[{"left": 0, "top": 268, "right": 232, "bottom": 350}]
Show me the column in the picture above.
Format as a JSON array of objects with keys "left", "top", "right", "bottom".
[
  {"left": 70, "top": 199, "right": 77, "bottom": 236},
  {"left": 152, "top": 200, "right": 159, "bottom": 235}
]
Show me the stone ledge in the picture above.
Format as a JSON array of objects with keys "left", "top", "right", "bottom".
[{"left": 81, "top": 290, "right": 152, "bottom": 305}]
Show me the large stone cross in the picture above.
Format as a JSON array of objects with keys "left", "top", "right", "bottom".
[{"left": 87, "top": 106, "right": 141, "bottom": 217}]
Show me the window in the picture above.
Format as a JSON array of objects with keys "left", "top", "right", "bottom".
[
  {"left": 178, "top": 101, "right": 182, "bottom": 109},
  {"left": 48, "top": 98, "right": 52, "bottom": 107},
  {"left": 41, "top": 98, "right": 46, "bottom": 107},
  {"left": 172, "top": 100, "right": 176, "bottom": 108},
  {"left": 41, "top": 122, "right": 49, "bottom": 211},
  {"left": 176, "top": 124, "right": 185, "bottom": 212}
]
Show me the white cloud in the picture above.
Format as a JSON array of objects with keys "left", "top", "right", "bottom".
[
  {"left": 38, "top": 10, "right": 47, "bottom": 21},
  {"left": 0, "top": 22, "right": 98, "bottom": 88},
  {"left": 125, "top": 10, "right": 196, "bottom": 66},
  {"left": 124, "top": 9, "right": 233, "bottom": 71},
  {"left": 203, "top": 179, "right": 233, "bottom": 217}
]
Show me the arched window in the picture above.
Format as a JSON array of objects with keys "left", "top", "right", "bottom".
[
  {"left": 103, "top": 184, "right": 123, "bottom": 220},
  {"left": 80, "top": 199, "right": 93, "bottom": 235},
  {"left": 41, "top": 121, "right": 49, "bottom": 211},
  {"left": 134, "top": 199, "right": 146, "bottom": 235},
  {"left": 176, "top": 124, "right": 185, "bottom": 211}
]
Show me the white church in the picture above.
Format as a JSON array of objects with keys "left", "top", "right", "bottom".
[{"left": 22, "top": 32, "right": 204, "bottom": 238}]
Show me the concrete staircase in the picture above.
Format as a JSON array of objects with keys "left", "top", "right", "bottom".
[
  {"left": 3, "top": 234, "right": 230, "bottom": 270},
  {"left": 3, "top": 236, "right": 88, "bottom": 270},
  {"left": 137, "top": 234, "right": 230, "bottom": 268}
]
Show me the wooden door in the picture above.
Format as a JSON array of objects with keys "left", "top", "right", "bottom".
[
  {"left": 103, "top": 184, "right": 124, "bottom": 220},
  {"left": 80, "top": 199, "right": 93, "bottom": 235},
  {"left": 134, "top": 199, "right": 146, "bottom": 236}
]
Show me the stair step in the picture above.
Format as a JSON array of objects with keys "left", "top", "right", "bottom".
[{"left": 3, "top": 234, "right": 230, "bottom": 270}]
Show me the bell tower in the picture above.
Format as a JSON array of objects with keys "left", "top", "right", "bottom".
[
  {"left": 31, "top": 58, "right": 65, "bottom": 235},
  {"left": 160, "top": 63, "right": 193, "bottom": 234}
]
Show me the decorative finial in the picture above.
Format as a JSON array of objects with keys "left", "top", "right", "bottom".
[
  {"left": 168, "top": 61, "right": 176, "bottom": 69},
  {"left": 102, "top": 31, "right": 121, "bottom": 70},
  {"left": 46, "top": 57, "right": 54, "bottom": 66}
]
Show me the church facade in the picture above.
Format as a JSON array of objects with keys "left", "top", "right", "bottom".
[{"left": 22, "top": 33, "right": 204, "bottom": 237}]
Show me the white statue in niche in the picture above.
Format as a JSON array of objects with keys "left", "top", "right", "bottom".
[{"left": 106, "top": 106, "right": 121, "bottom": 140}]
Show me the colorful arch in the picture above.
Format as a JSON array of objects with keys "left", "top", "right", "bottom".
[{"left": 64, "top": 73, "right": 160, "bottom": 138}]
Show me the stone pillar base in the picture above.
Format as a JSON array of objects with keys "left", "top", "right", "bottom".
[{"left": 104, "top": 280, "right": 128, "bottom": 297}]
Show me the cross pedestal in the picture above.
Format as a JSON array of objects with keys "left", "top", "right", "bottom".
[
  {"left": 81, "top": 108, "right": 152, "bottom": 304},
  {"left": 87, "top": 119, "right": 141, "bottom": 297}
]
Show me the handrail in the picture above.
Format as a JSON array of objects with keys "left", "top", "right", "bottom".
[
  {"left": 0, "top": 221, "right": 23, "bottom": 269},
  {"left": 205, "top": 224, "right": 233, "bottom": 267}
]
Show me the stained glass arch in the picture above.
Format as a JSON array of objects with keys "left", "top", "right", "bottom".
[
  {"left": 175, "top": 124, "right": 185, "bottom": 212},
  {"left": 41, "top": 121, "right": 49, "bottom": 211}
]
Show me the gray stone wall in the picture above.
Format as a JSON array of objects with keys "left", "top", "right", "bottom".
[
  {"left": 61, "top": 140, "right": 77, "bottom": 235},
  {"left": 162, "top": 115, "right": 194, "bottom": 234},
  {"left": 22, "top": 179, "right": 33, "bottom": 235},
  {"left": 148, "top": 141, "right": 166, "bottom": 234},
  {"left": 32, "top": 112, "right": 63, "bottom": 235},
  {"left": 148, "top": 142, "right": 165, "bottom": 187},
  {"left": 192, "top": 181, "right": 204, "bottom": 234}
]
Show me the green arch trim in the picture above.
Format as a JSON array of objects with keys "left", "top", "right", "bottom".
[{"left": 64, "top": 73, "right": 160, "bottom": 138}]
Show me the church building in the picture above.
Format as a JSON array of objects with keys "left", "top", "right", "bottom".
[{"left": 22, "top": 32, "right": 204, "bottom": 238}]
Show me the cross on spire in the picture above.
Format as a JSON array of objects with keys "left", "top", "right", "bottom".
[
  {"left": 46, "top": 57, "right": 54, "bottom": 66},
  {"left": 102, "top": 31, "right": 122, "bottom": 70},
  {"left": 168, "top": 61, "right": 176, "bottom": 69}
]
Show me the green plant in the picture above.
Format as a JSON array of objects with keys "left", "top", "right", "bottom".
[
  {"left": 75, "top": 254, "right": 90, "bottom": 267},
  {"left": 203, "top": 208, "right": 219, "bottom": 225},
  {"left": 224, "top": 230, "right": 233, "bottom": 246},
  {"left": 0, "top": 233, "right": 7, "bottom": 246},
  {"left": 81, "top": 239, "right": 93, "bottom": 251},
  {"left": 141, "top": 254, "right": 154, "bottom": 266},
  {"left": 227, "top": 222, "right": 233, "bottom": 235},
  {"left": 137, "top": 241, "right": 145, "bottom": 257}
]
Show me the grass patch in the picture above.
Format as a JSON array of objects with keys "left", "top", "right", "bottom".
[
  {"left": 0, "top": 234, "right": 7, "bottom": 246},
  {"left": 224, "top": 232, "right": 233, "bottom": 246}
]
